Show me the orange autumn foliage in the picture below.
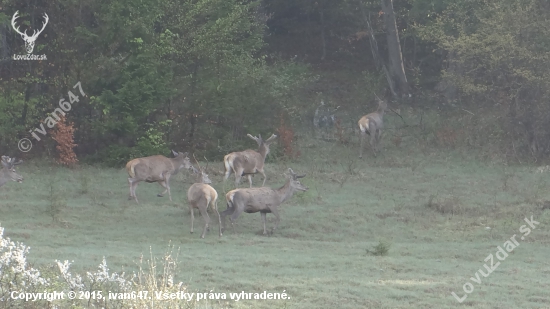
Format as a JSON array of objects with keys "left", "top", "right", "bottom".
[
  {"left": 277, "top": 114, "right": 300, "bottom": 159},
  {"left": 51, "top": 116, "right": 78, "bottom": 166}
]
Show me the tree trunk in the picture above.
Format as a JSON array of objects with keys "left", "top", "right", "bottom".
[
  {"left": 362, "top": 6, "right": 397, "bottom": 98},
  {"left": 380, "top": 0, "right": 409, "bottom": 97}
]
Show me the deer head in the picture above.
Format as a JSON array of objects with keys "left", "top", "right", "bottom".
[
  {"left": 247, "top": 133, "right": 278, "bottom": 155},
  {"left": 171, "top": 150, "right": 192, "bottom": 171},
  {"left": 192, "top": 154, "right": 212, "bottom": 184},
  {"left": 1, "top": 156, "right": 23, "bottom": 184},
  {"left": 11, "top": 11, "right": 49, "bottom": 54},
  {"left": 374, "top": 93, "right": 388, "bottom": 112},
  {"left": 287, "top": 168, "right": 308, "bottom": 192}
]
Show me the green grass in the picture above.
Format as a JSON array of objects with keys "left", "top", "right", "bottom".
[{"left": 1, "top": 137, "right": 550, "bottom": 309}]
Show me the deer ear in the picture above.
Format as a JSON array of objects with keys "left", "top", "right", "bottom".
[
  {"left": 171, "top": 150, "right": 178, "bottom": 157},
  {"left": 297, "top": 174, "right": 306, "bottom": 179}
]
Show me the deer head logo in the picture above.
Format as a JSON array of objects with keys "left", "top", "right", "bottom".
[{"left": 11, "top": 11, "right": 49, "bottom": 54}]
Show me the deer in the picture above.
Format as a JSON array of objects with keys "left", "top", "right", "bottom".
[
  {"left": 221, "top": 168, "right": 307, "bottom": 236},
  {"left": 126, "top": 150, "right": 193, "bottom": 203},
  {"left": 223, "top": 133, "right": 277, "bottom": 191},
  {"left": 187, "top": 156, "right": 221, "bottom": 238},
  {"left": 358, "top": 96, "right": 388, "bottom": 158},
  {"left": 11, "top": 11, "right": 49, "bottom": 54},
  {"left": 0, "top": 156, "right": 23, "bottom": 188}
]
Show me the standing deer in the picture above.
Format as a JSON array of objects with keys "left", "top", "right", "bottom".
[
  {"left": 223, "top": 133, "right": 277, "bottom": 189},
  {"left": 0, "top": 156, "right": 23, "bottom": 188},
  {"left": 126, "top": 150, "right": 192, "bottom": 203},
  {"left": 187, "top": 156, "right": 221, "bottom": 238},
  {"left": 358, "top": 97, "right": 388, "bottom": 158},
  {"left": 221, "top": 168, "right": 307, "bottom": 236}
]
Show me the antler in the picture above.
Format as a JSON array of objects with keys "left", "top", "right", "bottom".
[
  {"left": 247, "top": 134, "right": 259, "bottom": 142},
  {"left": 203, "top": 156, "right": 209, "bottom": 173},
  {"left": 11, "top": 11, "right": 48, "bottom": 39},
  {"left": 30, "top": 13, "right": 48, "bottom": 39},
  {"left": 191, "top": 154, "right": 202, "bottom": 174},
  {"left": 1, "top": 156, "right": 22, "bottom": 168},
  {"left": 265, "top": 133, "right": 278, "bottom": 143},
  {"left": 287, "top": 168, "right": 306, "bottom": 180},
  {"left": 11, "top": 11, "right": 26, "bottom": 37}
]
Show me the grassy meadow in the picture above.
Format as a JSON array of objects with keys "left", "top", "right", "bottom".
[{"left": 1, "top": 136, "right": 550, "bottom": 309}]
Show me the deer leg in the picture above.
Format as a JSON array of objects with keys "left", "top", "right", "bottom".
[
  {"left": 223, "top": 167, "right": 231, "bottom": 193},
  {"left": 130, "top": 180, "right": 139, "bottom": 203},
  {"left": 190, "top": 204, "right": 195, "bottom": 234},
  {"left": 157, "top": 174, "right": 172, "bottom": 201},
  {"left": 165, "top": 174, "right": 172, "bottom": 201},
  {"left": 268, "top": 206, "right": 281, "bottom": 235},
  {"left": 220, "top": 203, "right": 234, "bottom": 233},
  {"left": 261, "top": 212, "right": 268, "bottom": 235},
  {"left": 157, "top": 181, "right": 168, "bottom": 197},
  {"left": 229, "top": 205, "right": 245, "bottom": 232},
  {"left": 359, "top": 131, "right": 366, "bottom": 158},
  {"left": 369, "top": 130, "right": 377, "bottom": 157},
  {"left": 260, "top": 171, "right": 267, "bottom": 187},
  {"left": 128, "top": 178, "right": 133, "bottom": 200},
  {"left": 213, "top": 200, "right": 222, "bottom": 237},
  {"left": 198, "top": 204, "right": 210, "bottom": 239},
  {"left": 224, "top": 166, "right": 232, "bottom": 181},
  {"left": 247, "top": 175, "right": 253, "bottom": 188},
  {"left": 376, "top": 129, "right": 382, "bottom": 153},
  {"left": 235, "top": 174, "right": 241, "bottom": 188}
]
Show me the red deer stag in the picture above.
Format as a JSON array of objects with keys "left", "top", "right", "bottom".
[
  {"left": 221, "top": 168, "right": 307, "bottom": 236},
  {"left": 187, "top": 156, "right": 221, "bottom": 238},
  {"left": 223, "top": 133, "right": 277, "bottom": 190},
  {"left": 0, "top": 156, "right": 23, "bottom": 188},
  {"left": 358, "top": 96, "right": 388, "bottom": 158},
  {"left": 126, "top": 150, "right": 192, "bottom": 203}
]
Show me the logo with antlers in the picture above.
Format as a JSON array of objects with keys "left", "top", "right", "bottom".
[{"left": 11, "top": 11, "right": 49, "bottom": 54}]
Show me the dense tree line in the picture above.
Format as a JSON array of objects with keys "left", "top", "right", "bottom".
[{"left": 0, "top": 0, "right": 549, "bottom": 165}]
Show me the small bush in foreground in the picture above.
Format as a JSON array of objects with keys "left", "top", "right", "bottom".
[{"left": 366, "top": 240, "right": 391, "bottom": 256}]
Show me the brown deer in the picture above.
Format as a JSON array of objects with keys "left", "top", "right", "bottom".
[
  {"left": 187, "top": 156, "right": 221, "bottom": 238},
  {"left": 0, "top": 156, "right": 23, "bottom": 188},
  {"left": 223, "top": 133, "right": 277, "bottom": 190},
  {"left": 221, "top": 168, "right": 307, "bottom": 236},
  {"left": 126, "top": 150, "right": 192, "bottom": 203},
  {"left": 358, "top": 97, "right": 388, "bottom": 158}
]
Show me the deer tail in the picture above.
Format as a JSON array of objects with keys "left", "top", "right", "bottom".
[
  {"left": 226, "top": 191, "right": 236, "bottom": 209},
  {"left": 223, "top": 154, "right": 232, "bottom": 176},
  {"left": 126, "top": 160, "right": 138, "bottom": 178}
]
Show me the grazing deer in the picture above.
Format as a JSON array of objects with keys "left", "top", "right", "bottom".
[
  {"left": 221, "top": 168, "right": 307, "bottom": 236},
  {"left": 126, "top": 150, "right": 192, "bottom": 203},
  {"left": 358, "top": 97, "right": 388, "bottom": 158},
  {"left": 0, "top": 156, "right": 23, "bottom": 188},
  {"left": 223, "top": 133, "right": 277, "bottom": 190},
  {"left": 187, "top": 156, "right": 221, "bottom": 238}
]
